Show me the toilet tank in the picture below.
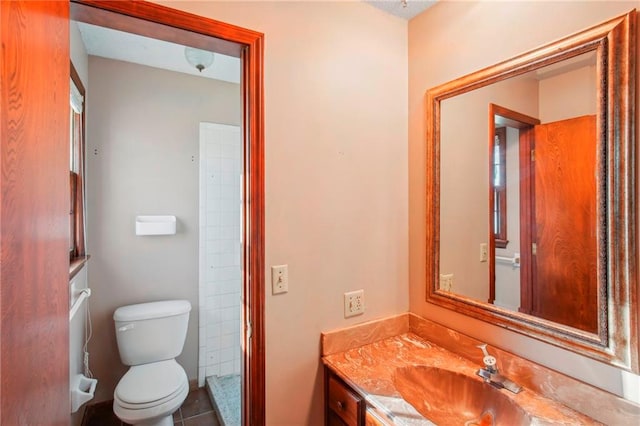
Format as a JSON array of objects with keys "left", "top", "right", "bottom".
[{"left": 114, "top": 300, "right": 191, "bottom": 366}]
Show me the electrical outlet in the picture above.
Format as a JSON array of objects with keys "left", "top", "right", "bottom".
[
  {"left": 271, "top": 265, "right": 288, "bottom": 294},
  {"left": 344, "top": 290, "right": 365, "bottom": 317},
  {"left": 439, "top": 274, "right": 454, "bottom": 292},
  {"left": 480, "top": 243, "right": 488, "bottom": 262}
]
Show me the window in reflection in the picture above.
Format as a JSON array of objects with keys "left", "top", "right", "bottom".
[{"left": 493, "top": 127, "right": 507, "bottom": 248}]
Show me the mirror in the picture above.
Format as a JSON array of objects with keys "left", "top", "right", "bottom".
[
  {"left": 440, "top": 51, "right": 599, "bottom": 332},
  {"left": 426, "top": 10, "right": 638, "bottom": 372}
]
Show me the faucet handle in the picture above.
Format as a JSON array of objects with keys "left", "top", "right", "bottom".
[{"left": 477, "top": 344, "right": 497, "bottom": 370}]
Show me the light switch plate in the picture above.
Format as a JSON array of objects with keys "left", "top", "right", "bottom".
[{"left": 271, "top": 265, "right": 288, "bottom": 294}]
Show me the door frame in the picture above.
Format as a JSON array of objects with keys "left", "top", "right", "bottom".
[
  {"left": 488, "top": 104, "right": 539, "bottom": 312},
  {"left": 69, "top": 1, "right": 265, "bottom": 424}
]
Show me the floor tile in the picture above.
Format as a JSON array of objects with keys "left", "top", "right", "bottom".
[
  {"left": 173, "top": 407, "right": 184, "bottom": 425},
  {"left": 180, "top": 387, "right": 214, "bottom": 419},
  {"left": 183, "top": 412, "right": 220, "bottom": 426},
  {"left": 82, "top": 400, "right": 122, "bottom": 426}
]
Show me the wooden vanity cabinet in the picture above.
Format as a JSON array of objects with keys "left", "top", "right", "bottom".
[{"left": 325, "top": 368, "right": 365, "bottom": 426}]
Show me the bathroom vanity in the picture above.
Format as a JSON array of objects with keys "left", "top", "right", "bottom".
[{"left": 321, "top": 314, "right": 640, "bottom": 425}]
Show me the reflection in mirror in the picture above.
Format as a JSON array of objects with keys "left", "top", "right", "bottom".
[
  {"left": 440, "top": 52, "right": 599, "bottom": 333},
  {"left": 426, "top": 10, "right": 637, "bottom": 372}
]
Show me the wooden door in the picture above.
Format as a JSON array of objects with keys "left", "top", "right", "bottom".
[
  {"left": 529, "top": 115, "right": 598, "bottom": 333},
  {"left": 1, "top": 1, "right": 70, "bottom": 424}
]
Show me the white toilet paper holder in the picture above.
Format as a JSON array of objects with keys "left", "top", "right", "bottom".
[{"left": 70, "top": 374, "right": 97, "bottom": 413}]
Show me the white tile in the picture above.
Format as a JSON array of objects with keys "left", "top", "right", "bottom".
[
  {"left": 207, "top": 335, "right": 220, "bottom": 350},
  {"left": 206, "top": 308, "right": 222, "bottom": 325},
  {"left": 217, "top": 252, "right": 236, "bottom": 267},
  {"left": 209, "top": 350, "right": 220, "bottom": 365},
  {"left": 220, "top": 348, "right": 233, "bottom": 363},
  {"left": 220, "top": 333, "right": 234, "bottom": 349},
  {"left": 231, "top": 304, "right": 241, "bottom": 320},
  {"left": 205, "top": 265, "right": 216, "bottom": 282},
  {"left": 207, "top": 186, "right": 222, "bottom": 204},
  {"left": 206, "top": 282, "right": 218, "bottom": 296},
  {"left": 221, "top": 320, "right": 237, "bottom": 335},
  {"left": 207, "top": 240, "right": 225, "bottom": 255},
  {"left": 221, "top": 172, "right": 235, "bottom": 186},
  {"left": 198, "top": 367, "right": 205, "bottom": 386},
  {"left": 207, "top": 211, "right": 222, "bottom": 227},
  {"left": 199, "top": 346, "right": 206, "bottom": 361},
  {"left": 221, "top": 185, "right": 237, "bottom": 200},
  {"left": 205, "top": 295, "right": 216, "bottom": 310},
  {"left": 206, "top": 365, "right": 221, "bottom": 377},
  {"left": 206, "top": 324, "right": 222, "bottom": 338},
  {"left": 221, "top": 280, "right": 239, "bottom": 295},
  {"left": 220, "top": 210, "right": 236, "bottom": 228},
  {"left": 206, "top": 254, "right": 219, "bottom": 269},
  {"left": 220, "top": 361, "right": 234, "bottom": 376},
  {"left": 206, "top": 226, "right": 221, "bottom": 240},
  {"left": 221, "top": 294, "right": 236, "bottom": 309},
  {"left": 221, "top": 307, "right": 235, "bottom": 321}
]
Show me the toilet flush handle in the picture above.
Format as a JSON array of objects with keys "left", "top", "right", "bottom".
[{"left": 118, "top": 323, "right": 135, "bottom": 332}]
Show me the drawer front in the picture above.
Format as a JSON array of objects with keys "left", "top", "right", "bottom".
[
  {"left": 328, "top": 376, "right": 361, "bottom": 426},
  {"left": 328, "top": 410, "right": 348, "bottom": 426}
]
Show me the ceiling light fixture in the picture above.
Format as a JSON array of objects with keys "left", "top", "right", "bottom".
[
  {"left": 401, "top": 0, "right": 408, "bottom": 8},
  {"left": 184, "top": 47, "right": 214, "bottom": 72}
]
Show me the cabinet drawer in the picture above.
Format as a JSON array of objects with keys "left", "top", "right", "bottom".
[{"left": 328, "top": 375, "right": 362, "bottom": 426}]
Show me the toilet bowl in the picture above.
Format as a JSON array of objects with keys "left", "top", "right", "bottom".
[
  {"left": 112, "top": 300, "right": 191, "bottom": 426},
  {"left": 113, "top": 360, "right": 188, "bottom": 426}
]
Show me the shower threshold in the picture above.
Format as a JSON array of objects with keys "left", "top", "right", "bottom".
[{"left": 206, "top": 374, "right": 241, "bottom": 426}]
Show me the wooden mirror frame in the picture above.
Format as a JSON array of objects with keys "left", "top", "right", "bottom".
[{"left": 425, "top": 10, "right": 638, "bottom": 372}]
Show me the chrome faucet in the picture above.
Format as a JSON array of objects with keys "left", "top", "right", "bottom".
[{"left": 476, "top": 344, "right": 522, "bottom": 394}]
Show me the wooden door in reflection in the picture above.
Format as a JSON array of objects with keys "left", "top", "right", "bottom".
[{"left": 527, "top": 115, "right": 598, "bottom": 333}]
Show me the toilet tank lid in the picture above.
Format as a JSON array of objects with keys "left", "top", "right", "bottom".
[{"left": 114, "top": 300, "right": 191, "bottom": 322}]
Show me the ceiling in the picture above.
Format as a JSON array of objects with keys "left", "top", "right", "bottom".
[
  {"left": 75, "top": 1, "right": 435, "bottom": 82},
  {"left": 77, "top": 22, "right": 241, "bottom": 83},
  {"left": 365, "top": 0, "right": 436, "bottom": 20}
]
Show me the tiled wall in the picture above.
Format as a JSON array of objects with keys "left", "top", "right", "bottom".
[{"left": 198, "top": 122, "right": 242, "bottom": 386}]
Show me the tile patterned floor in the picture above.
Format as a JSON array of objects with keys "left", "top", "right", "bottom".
[{"left": 82, "top": 388, "right": 221, "bottom": 426}]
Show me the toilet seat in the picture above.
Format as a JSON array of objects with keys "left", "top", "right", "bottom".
[{"left": 114, "top": 359, "right": 188, "bottom": 409}]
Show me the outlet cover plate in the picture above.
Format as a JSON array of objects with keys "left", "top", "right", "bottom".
[
  {"left": 344, "top": 289, "right": 365, "bottom": 317},
  {"left": 439, "top": 273, "right": 454, "bottom": 292}
]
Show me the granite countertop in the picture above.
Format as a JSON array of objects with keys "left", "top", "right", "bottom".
[{"left": 322, "top": 332, "right": 600, "bottom": 425}]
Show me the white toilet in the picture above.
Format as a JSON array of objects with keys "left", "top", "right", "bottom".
[{"left": 112, "top": 300, "right": 191, "bottom": 426}]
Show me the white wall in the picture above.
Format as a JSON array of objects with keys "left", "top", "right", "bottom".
[
  {"left": 439, "top": 76, "right": 538, "bottom": 301},
  {"left": 86, "top": 56, "right": 241, "bottom": 402},
  {"left": 539, "top": 64, "right": 597, "bottom": 123},
  {"left": 154, "top": 1, "right": 409, "bottom": 424},
  {"left": 409, "top": 0, "right": 640, "bottom": 401}
]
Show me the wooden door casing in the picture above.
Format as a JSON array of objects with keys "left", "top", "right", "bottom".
[{"left": 70, "top": 2, "right": 266, "bottom": 424}]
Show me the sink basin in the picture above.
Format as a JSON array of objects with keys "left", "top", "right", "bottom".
[{"left": 393, "top": 366, "right": 531, "bottom": 426}]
